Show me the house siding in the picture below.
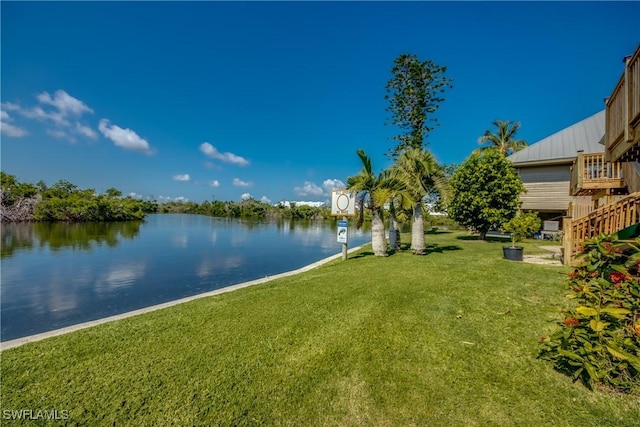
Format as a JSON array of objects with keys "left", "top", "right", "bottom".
[{"left": 517, "top": 165, "right": 573, "bottom": 211}]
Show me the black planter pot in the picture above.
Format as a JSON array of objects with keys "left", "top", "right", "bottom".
[{"left": 503, "top": 246, "right": 524, "bottom": 261}]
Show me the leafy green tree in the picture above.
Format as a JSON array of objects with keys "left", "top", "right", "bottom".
[
  {"left": 0, "top": 172, "right": 38, "bottom": 206},
  {"left": 393, "top": 147, "right": 449, "bottom": 254},
  {"left": 385, "top": 53, "right": 452, "bottom": 157},
  {"left": 105, "top": 187, "right": 123, "bottom": 198},
  {"left": 476, "top": 120, "right": 527, "bottom": 156},
  {"left": 44, "top": 180, "right": 78, "bottom": 199},
  {"left": 347, "top": 149, "right": 394, "bottom": 256},
  {"left": 448, "top": 151, "right": 525, "bottom": 240}
]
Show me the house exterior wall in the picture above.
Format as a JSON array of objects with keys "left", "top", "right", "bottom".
[{"left": 517, "top": 164, "right": 590, "bottom": 212}]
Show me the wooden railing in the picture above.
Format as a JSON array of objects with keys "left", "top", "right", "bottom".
[
  {"left": 569, "top": 202, "right": 595, "bottom": 219},
  {"left": 563, "top": 191, "right": 640, "bottom": 264},
  {"left": 569, "top": 152, "right": 624, "bottom": 195},
  {"left": 606, "top": 45, "right": 640, "bottom": 162}
]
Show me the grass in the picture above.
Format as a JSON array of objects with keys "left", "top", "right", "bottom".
[{"left": 2, "top": 231, "right": 639, "bottom": 426}]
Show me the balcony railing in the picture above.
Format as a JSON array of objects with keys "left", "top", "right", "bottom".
[
  {"left": 569, "top": 152, "right": 624, "bottom": 196},
  {"left": 569, "top": 202, "right": 595, "bottom": 219},
  {"left": 606, "top": 45, "right": 640, "bottom": 162}
]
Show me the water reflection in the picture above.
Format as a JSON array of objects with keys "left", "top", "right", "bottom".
[
  {"left": 95, "top": 261, "right": 147, "bottom": 293},
  {"left": 1, "top": 221, "right": 142, "bottom": 259},
  {"left": 1, "top": 214, "right": 371, "bottom": 341}
]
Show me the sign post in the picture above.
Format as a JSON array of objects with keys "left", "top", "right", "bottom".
[
  {"left": 337, "top": 219, "right": 348, "bottom": 260},
  {"left": 331, "top": 190, "right": 356, "bottom": 260}
]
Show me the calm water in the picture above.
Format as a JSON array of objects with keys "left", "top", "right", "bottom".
[{"left": 1, "top": 214, "right": 370, "bottom": 341}]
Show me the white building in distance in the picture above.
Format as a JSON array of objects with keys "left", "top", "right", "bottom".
[{"left": 277, "top": 201, "right": 326, "bottom": 208}]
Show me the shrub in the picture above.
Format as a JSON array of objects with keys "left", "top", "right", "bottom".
[
  {"left": 502, "top": 212, "right": 541, "bottom": 246},
  {"left": 538, "top": 234, "right": 640, "bottom": 394}
]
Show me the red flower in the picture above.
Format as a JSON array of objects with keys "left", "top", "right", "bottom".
[
  {"left": 568, "top": 270, "right": 581, "bottom": 279},
  {"left": 610, "top": 272, "right": 626, "bottom": 283},
  {"left": 539, "top": 336, "right": 547, "bottom": 342},
  {"left": 563, "top": 317, "right": 580, "bottom": 327},
  {"left": 589, "top": 271, "right": 599, "bottom": 278}
]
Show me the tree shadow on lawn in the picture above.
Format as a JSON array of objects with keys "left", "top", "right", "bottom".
[
  {"left": 456, "top": 235, "right": 510, "bottom": 243},
  {"left": 351, "top": 243, "right": 462, "bottom": 258},
  {"left": 425, "top": 228, "right": 453, "bottom": 235},
  {"left": 425, "top": 244, "right": 462, "bottom": 254},
  {"left": 349, "top": 251, "right": 375, "bottom": 259},
  {"left": 387, "top": 243, "right": 462, "bottom": 255}
]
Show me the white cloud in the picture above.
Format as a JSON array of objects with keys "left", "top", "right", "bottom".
[
  {"left": 294, "top": 181, "right": 324, "bottom": 197},
  {"left": 2, "top": 92, "right": 95, "bottom": 143},
  {"left": 75, "top": 122, "right": 97, "bottom": 139},
  {"left": 22, "top": 105, "right": 70, "bottom": 126},
  {"left": 47, "top": 129, "right": 71, "bottom": 140},
  {"left": 128, "top": 192, "right": 143, "bottom": 199},
  {"left": 233, "top": 178, "right": 252, "bottom": 187},
  {"left": 173, "top": 174, "right": 190, "bottom": 182},
  {"left": 1, "top": 102, "right": 21, "bottom": 112},
  {"left": 199, "top": 142, "right": 249, "bottom": 166},
  {"left": 241, "top": 193, "right": 252, "bottom": 200},
  {"left": 99, "top": 119, "right": 153, "bottom": 154},
  {"left": 0, "top": 110, "right": 27, "bottom": 137},
  {"left": 260, "top": 196, "right": 272, "bottom": 204},
  {"left": 209, "top": 180, "right": 220, "bottom": 187},
  {"left": 37, "top": 90, "right": 93, "bottom": 116},
  {"left": 0, "top": 121, "right": 28, "bottom": 137},
  {"left": 323, "top": 179, "right": 345, "bottom": 192},
  {"left": 158, "top": 195, "right": 188, "bottom": 202}
]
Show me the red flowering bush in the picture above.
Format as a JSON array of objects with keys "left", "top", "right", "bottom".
[{"left": 538, "top": 234, "right": 640, "bottom": 394}]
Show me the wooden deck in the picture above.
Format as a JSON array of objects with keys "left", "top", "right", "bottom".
[
  {"left": 606, "top": 45, "right": 640, "bottom": 163},
  {"left": 569, "top": 152, "right": 624, "bottom": 196}
]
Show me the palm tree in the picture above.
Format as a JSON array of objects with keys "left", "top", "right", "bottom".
[
  {"left": 346, "top": 149, "right": 394, "bottom": 257},
  {"left": 380, "top": 170, "right": 412, "bottom": 252},
  {"left": 394, "top": 148, "right": 449, "bottom": 255},
  {"left": 476, "top": 120, "right": 527, "bottom": 156}
]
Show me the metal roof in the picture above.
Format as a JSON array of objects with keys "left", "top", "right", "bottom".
[{"left": 507, "top": 110, "right": 605, "bottom": 166}]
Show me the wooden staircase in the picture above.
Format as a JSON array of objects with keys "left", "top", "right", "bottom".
[{"left": 563, "top": 191, "right": 640, "bottom": 264}]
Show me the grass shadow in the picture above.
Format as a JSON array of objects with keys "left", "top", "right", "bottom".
[
  {"left": 425, "top": 244, "right": 462, "bottom": 254},
  {"left": 456, "top": 235, "right": 481, "bottom": 241},
  {"left": 456, "top": 235, "right": 511, "bottom": 243},
  {"left": 425, "top": 229, "right": 453, "bottom": 235},
  {"left": 349, "top": 251, "right": 375, "bottom": 259}
]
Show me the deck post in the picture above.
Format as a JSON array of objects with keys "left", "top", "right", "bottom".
[{"left": 562, "top": 215, "right": 574, "bottom": 266}]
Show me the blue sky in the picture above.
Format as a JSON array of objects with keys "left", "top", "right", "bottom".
[{"left": 1, "top": 2, "right": 638, "bottom": 204}]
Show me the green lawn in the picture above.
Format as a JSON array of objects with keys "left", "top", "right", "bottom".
[{"left": 2, "top": 231, "right": 639, "bottom": 426}]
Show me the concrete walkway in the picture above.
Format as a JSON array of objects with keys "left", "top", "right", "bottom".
[
  {"left": 522, "top": 245, "right": 563, "bottom": 266},
  {"left": 1, "top": 245, "right": 364, "bottom": 351}
]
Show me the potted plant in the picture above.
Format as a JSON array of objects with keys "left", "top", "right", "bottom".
[{"left": 501, "top": 212, "right": 541, "bottom": 261}]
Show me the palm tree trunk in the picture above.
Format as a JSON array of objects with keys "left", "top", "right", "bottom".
[
  {"left": 411, "top": 203, "right": 426, "bottom": 254},
  {"left": 371, "top": 208, "right": 388, "bottom": 256},
  {"left": 389, "top": 209, "right": 400, "bottom": 251}
]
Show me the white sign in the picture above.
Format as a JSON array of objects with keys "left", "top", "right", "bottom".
[
  {"left": 337, "top": 220, "right": 348, "bottom": 243},
  {"left": 331, "top": 190, "right": 355, "bottom": 216}
]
